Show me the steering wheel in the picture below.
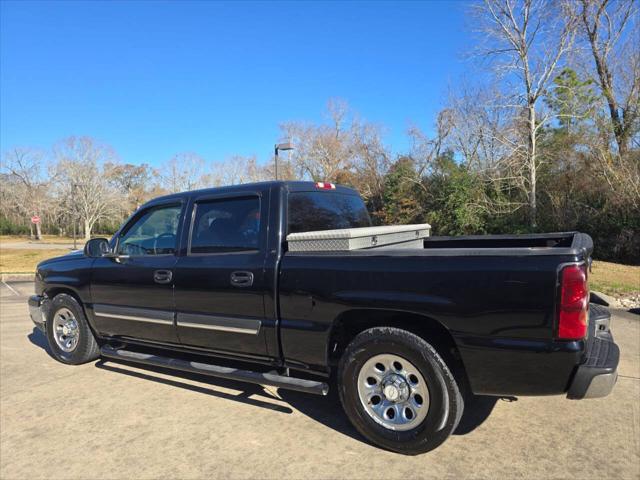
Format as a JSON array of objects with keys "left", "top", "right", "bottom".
[
  {"left": 120, "top": 241, "right": 145, "bottom": 256},
  {"left": 153, "top": 233, "right": 176, "bottom": 255}
]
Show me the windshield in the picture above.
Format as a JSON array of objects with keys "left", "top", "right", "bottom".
[{"left": 288, "top": 192, "right": 371, "bottom": 234}]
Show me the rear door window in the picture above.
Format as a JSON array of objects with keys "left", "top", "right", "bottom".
[{"left": 189, "top": 196, "right": 261, "bottom": 254}]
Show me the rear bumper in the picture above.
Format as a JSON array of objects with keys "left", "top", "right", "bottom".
[
  {"left": 567, "top": 304, "right": 619, "bottom": 400},
  {"left": 28, "top": 295, "right": 48, "bottom": 332}
]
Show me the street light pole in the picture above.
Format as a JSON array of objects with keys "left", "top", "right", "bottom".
[
  {"left": 274, "top": 142, "right": 294, "bottom": 180},
  {"left": 274, "top": 144, "right": 278, "bottom": 180}
]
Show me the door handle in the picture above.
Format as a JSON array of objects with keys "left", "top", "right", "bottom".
[
  {"left": 153, "top": 269, "right": 173, "bottom": 284},
  {"left": 230, "top": 271, "right": 253, "bottom": 287}
]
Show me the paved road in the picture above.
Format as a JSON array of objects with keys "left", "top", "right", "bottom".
[{"left": 1, "top": 281, "right": 638, "bottom": 479}]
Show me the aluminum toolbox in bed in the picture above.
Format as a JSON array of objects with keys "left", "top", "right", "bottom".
[{"left": 286, "top": 224, "right": 431, "bottom": 252}]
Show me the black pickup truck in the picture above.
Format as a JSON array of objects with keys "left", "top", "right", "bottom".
[{"left": 29, "top": 181, "right": 619, "bottom": 454}]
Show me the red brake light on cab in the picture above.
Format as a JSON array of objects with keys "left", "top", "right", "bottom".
[
  {"left": 315, "top": 182, "right": 336, "bottom": 190},
  {"left": 557, "top": 264, "right": 589, "bottom": 340}
]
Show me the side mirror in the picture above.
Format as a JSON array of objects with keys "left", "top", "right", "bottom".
[{"left": 84, "top": 238, "right": 111, "bottom": 258}]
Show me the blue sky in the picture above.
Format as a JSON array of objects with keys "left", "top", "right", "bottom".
[{"left": 1, "top": 1, "right": 471, "bottom": 166}]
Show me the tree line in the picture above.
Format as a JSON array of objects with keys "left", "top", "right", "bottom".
[{"left": 1, "top": 0, "right": 638, "bottom": 263}]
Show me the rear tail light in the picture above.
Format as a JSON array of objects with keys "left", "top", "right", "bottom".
[
  {"left": 315, "top": 182, "right": 336, "bottom": 190},
  {"left": 558, "top": 264, "right": 589, "bottom": 340}
]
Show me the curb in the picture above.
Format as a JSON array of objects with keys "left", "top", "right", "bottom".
[
  {"left": 1, "top": 273, "right": 35, "bottom": 282},
  {"left": 591, "top": 290, "right": 640, "bottom": 310},
  {"left": 591, "top": 290, "right": 616, "bottom": 306}
]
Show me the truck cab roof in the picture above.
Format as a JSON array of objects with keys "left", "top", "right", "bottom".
[{"left": 142, "top": 181, "right": 360, "bottom": 208}]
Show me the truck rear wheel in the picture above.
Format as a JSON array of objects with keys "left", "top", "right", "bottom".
[
  {"left": 338, "top": 327, "right": 464, "bottom": 455},
  {"left": 46, "top": 293, "right": 100, "bottom": 365}
]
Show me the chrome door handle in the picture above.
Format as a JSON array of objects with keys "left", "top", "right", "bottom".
[
  {"left": 230, "top": 271, "right": 253, "bottom": 287},
  {"left": 153, "top": 270, "right": 173, "bottom": 284}
]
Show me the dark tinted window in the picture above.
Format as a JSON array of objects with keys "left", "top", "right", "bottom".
[
  {"left": 190, "top": 197, "right": 261, "bottom": 253},
  {"left": 117, "top": 205, "right": 181, "bottom": 256},
  {"left": 288, "top": 192, "right": 371, "bottom": 234}
]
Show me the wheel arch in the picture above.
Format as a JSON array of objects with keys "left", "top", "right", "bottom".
[
  {"left": 327, "top": 309, "right": 471, "bottom": 395},
  {"left": 44, "top": 286, "right": 84, "bottom": 306},
  {"left": 43, "top": 286, "right": 99, "bottom": 336}
]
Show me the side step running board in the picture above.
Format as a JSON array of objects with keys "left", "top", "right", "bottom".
[{"left": 100, "top": 345, "right": 329, "bottom": 396}]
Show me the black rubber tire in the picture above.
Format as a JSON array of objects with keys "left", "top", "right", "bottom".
[
  {"left": 46, "top": 293, "right": 100, "bottom": 365},
  {"left": 338, "top": 327, "right": 464, "bottom": 455}
]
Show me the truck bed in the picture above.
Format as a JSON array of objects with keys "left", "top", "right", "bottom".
[{"left": 279, "top": 230, "right": 594, "bottom": 396}]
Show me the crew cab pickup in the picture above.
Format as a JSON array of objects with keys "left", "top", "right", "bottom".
[{"left": 28, "top": 181, "right": 619, "bottom": 454}]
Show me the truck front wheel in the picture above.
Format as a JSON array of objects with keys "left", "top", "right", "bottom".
[
  {"left": 338, "top": 327, "right": 464, "bottom": 455},
  {"left": 45, "top": 293, "right": 100, "bottom": 365}
]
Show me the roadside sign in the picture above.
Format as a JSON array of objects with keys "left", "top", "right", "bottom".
[{"left": 31, "top": 216, "right": 41, "bottom": 224}]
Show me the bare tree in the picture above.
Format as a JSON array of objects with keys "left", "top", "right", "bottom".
[
  {"left": 407, "top": 109, "right": 454, "bottom": 182},
  {"left": 577, "top": 0, "right": 639, "bottom": 156},
  {"left": 54, "top": 137, "right": 120, "bottom": 240},
  {"left": 593, "top": 147, "right": 640, "bottom": 209},
  {"left": 0, "top": 148, "right": 49, "bottom": 239},
  {"left": 476, "top": 0, "right": 577, "bottom": 227},
  {"left": 159, "top": 153, "right": 210, "bottom": 193},
  {"left": 281, "top": 99, "right": 355, "bottom": 181},
  {"left": 443, "top": 86, "right": 530, "bottom": 214},
  {"left": 279, "top": 99, "right": 393, "bottom": 209},
  {"left": 446, "top": 84, "right": 515, "bottom": 171},
  {"left": 211, "top": 155, "right": 269, "bottom": 186},
  {"left": 105, "top": 162, "right": 154, "bottom": 213},
  {"left": 349, "top": 119, "right": 391, "bottom": 207}
]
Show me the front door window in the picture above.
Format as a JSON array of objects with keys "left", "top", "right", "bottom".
[{"left": 117, "top": 205, "right": 181, "bottom": 256}]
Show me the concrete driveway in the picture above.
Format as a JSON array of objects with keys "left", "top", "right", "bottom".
[{"left": 1, "top": 281, "right": 638, "bottom": 479}]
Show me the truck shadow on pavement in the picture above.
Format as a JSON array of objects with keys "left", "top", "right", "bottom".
[
  {"left": 94, "top": 360, "right": 295, "bottom": 414},
  {"left": 28, "top": 327, "right": 503, "bottom": 445},
  {"left": 28, "top": 327, "right": 52, "bottom": 354},
  {"left": 279, "top": 386, "right": 505, "bottom": 439}
]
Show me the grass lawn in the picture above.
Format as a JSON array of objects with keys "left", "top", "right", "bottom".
[
  {"left": 0, "top": 248, "right": 69, "bottom": 273},
  {"left": 590, "top": 260, "right": 639, "bottom": 297}
]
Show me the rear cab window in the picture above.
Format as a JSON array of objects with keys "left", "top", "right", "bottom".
[{"left": 288, "top": 191, "right": 371, "bottom": 234}]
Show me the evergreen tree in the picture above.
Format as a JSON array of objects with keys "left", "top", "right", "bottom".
[{"left": 545, "top": 68, "right": 598, "bottom": 135}]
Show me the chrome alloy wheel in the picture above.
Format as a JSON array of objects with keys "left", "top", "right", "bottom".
[
  {"left": 357, "top": 353, "right": 430, "bottom": 431},
  {"left": 52, "top": 307, "right": 80, "bottom": 353}
]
